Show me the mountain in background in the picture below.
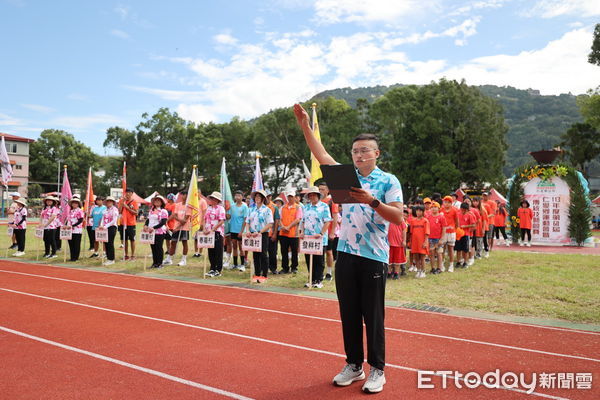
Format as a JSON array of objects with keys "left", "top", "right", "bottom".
[{"left": 311, "top": 84, "right": 585, "bottom": 177}]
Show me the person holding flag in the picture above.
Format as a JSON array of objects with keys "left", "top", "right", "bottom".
[
  {"left": 164, "top": 189, "right": 191, "bottom": 266},
  {"left": 145, "top": 195, "right": 169, "bottom": 269},
  {"left": 65, "top": 196, "right": 85, "bottom": 261},
  {"left": 119, "top": 188, "right": 139, "bottom": 260},
  {"left": 41, "top": 195, "right": 60, "bottom": 258},
  {"left": 294, "top": 103, "right": 403, "bottom": 394}
]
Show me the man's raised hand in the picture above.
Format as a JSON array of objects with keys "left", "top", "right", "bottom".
[{"left": 293, "top": 104, "right": 311, "bottom": 132}]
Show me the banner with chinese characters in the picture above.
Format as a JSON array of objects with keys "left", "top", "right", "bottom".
[
  {"left": 140, "top": 231, "right": 155, "bottom": 244},
  {"left": 196, "top": 232, "right": 215, "bottom": 249},
  {"left": 524, "top": 177, "right": 570, "bottom": 245},
  {"left": 242, "top": 235, "right": 262, "bottom": 252},
  {"left": 299, "top": 236, "right": 324, "bottom": 255}
]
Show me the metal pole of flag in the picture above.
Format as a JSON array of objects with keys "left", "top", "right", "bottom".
[{"left": 308, "top": 254, "right": 313, "bottom": 290}]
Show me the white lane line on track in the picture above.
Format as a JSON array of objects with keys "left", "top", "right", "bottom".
[
  {"left": 0, "top": 325, "right": 253, "bottom": 400},
  {"left": 2, "top": 261, "right": 598, "bottom": 336},
  {"left": 0, "top": 262, "right": 586, "bottom": 335},
  {"left": 0, "top": 288, "right": 572, "bottom": 400},
  {"left": 1, "top": 269, "right": 598, "bottom": 363}
]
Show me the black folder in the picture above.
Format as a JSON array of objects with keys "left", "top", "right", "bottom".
[{"left": 319, "top": 164, "right": 362, "bottom": 204}]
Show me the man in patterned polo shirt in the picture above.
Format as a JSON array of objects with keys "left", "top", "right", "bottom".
[{"left": 294, "top": 104, "right": 403, "bottom": 394}]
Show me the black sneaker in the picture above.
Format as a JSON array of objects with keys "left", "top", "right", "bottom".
[
  {"left": 277, "top": 270, "right": 289, "bottom": 274},
  {"left": 291, "top": 268, "right": 298, "bottom": 274},
  {"left": 89, "top": 253, "right": 98, "bottom": 258},
  {"left": 9, "top": 244, "right": 17, "bottom": 250},
  {"left": 392, "top": 273, "right": 399, "bottom": 280},
  {"left": 400, "top": 266, "right": 407, "bottom": 276},
  {"left": 325, "top": 273, "right": 333, "bottom": 281},
  {"left": 192, "top": 253, "right": 201, "bottom": 258}
]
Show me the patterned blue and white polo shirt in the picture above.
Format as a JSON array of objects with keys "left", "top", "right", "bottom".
[
  {"left": 337, "top": 166, "right": 403, "bottom": 263},
  {"left": 245, "top": 204, "right": 274, "bottom": 233},
  {"left": 302, "top": 201, "right": 332, "bottom": 246}
]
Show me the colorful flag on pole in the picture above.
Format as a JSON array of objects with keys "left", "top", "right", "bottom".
[
  {"left": 84, "top": 167, "right": 94, "bottom": 225},
  {"left": 186, "top": 166, "right": 201, "bottom": 239},
  {"left": 310, "top": 103, "right": 323, "bottom": 185},
  {"left": 59, "top": 167, "right": 72, "bottom": 224},
  {"left": 220, "top": 158, "right": 233, "bottom": 211},
  {"left": 302, "top": 159, "right": 311, "bottom": 188},
  {"left": 251, "top": 156, "right": 264, "bottom": 193},
  {"left": 0, "top": 136, "right": 13, "bottom": 187}
]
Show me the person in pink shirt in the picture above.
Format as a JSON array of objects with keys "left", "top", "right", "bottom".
[
  {"left": 10, "top": 198, "right": 28, "bottom": 256},
  {"left": 100, "top": 196, "right": 120, "bottom": 265},
  {"left": 65, "top": 197, "right": 85, "bottom": 261},
  {"left": 204, "top": 192, "right": 227, "bottom": 277},
  {"left": 145, "top": 195, "right": 169, "bottom": 269},
  {"left": 426, "top": 202, "right": 446, "bottom": 274},
  {"left": 41, "top": 196, "right": 60, "bottom": 258}
]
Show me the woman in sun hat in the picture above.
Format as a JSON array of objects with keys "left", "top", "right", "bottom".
[
  {"left": 101, "top": 196, "right": 120, "bottom": 265},
  {"left": 65, "top": 197, "right": 85, "bottom": 261},
  {"left": 144, "top": 194, "right": 169, "bottom": 268},
  {"left": 10, "top": 198, "right": 28, "bottom": 256},
  {"left": 241, "top": 189, "right": 273, "bottom": 283},
  {"left": 41, "top": 195, "right": 60, "bottom": 258},
  {"left": 300, "top": 186, "right": 332, "bottom": 288},
  {"left": 204, "top": 191, "right": 227, "bottom": 277}
]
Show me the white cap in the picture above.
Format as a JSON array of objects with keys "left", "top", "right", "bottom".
[{"left": 9, "top": 192, "right": 20, "bottom": 197}]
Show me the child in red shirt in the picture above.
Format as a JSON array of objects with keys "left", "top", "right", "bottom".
[
  {"left": 408, "top": 205, "right": 430, "bottom": 278},
  {"left": 455, "top": 203, "right": 476, "bottom": 268},
  {"left": 388, "top": 215, "right": 407, "bottom": 280},
  {"left": 426, "top": 202, "right": 446, "bottom": 274}
]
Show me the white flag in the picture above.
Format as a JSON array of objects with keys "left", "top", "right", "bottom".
[{"left": 0, "top": 136, "right": 13, "bottom": 187}]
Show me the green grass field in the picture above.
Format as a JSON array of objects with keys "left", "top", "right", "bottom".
[{"left": 2, "top": 223, "right": 599, "bottom": 325}]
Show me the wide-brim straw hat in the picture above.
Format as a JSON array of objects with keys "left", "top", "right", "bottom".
[
  {"left": 44, "top": 196, "right": 59, "bottom": 203},
  {"left": 252, "top": 189, "right": 268, "bottom": 200},
  {"left": 15, "top": 198, "right": 27, "bottom": 207},
  {"left": 152, "top": 195, "right": 167, "bottom": 206},
  {"left": 304, "top": 186, "right": 322, "bottom": 199},
  {"left": 69, "top": 197, "right": 82, "bottom": 206},
  {"left": 208, "top": 191, "right": 223, "bottom": 202}
]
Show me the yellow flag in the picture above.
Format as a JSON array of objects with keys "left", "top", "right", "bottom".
[
  {"left": 310, "top": 103, "right": 323, "bottom": 185},
  {"left": 186, "top": 166, "right": 200, "bottom": 238}
]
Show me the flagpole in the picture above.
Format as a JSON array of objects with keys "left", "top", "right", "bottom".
[
  {"left": 121, "top": 161, "right": 126, "bottom": 262},
  {"left": 63, "top": 165, "right": 68, "bottom": 263}
]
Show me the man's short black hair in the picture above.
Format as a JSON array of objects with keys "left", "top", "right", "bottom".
[
  {"left": 352, "top": 133, "right": 379, "bottom": 147},
  {"left": 125, "top": 188, "right": 134, "bottom": 193},
  {"left": 234, "top": 190, "right": 244, "bottom": 196},
  {"left": 317, "top": 182, "right": 328, "bottom": 187},
  {"left": 460, "top": 202, "right": 470, "bottom": 210},
  {"left": 451, "top": 193, "right": 458, "bottom": 198}
]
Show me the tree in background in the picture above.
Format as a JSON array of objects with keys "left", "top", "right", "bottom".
[
  {"left": 29, "top": 129, "right": 100, "bottom": 190},
  {"left": 559, "top": 123, "right": 600, "bottom": 179},
  {"left": 369, "top": 79, "right": 508, "bottom": 198},
  {"left": 588, "top": 23, "right": 600, "bottom": 66}
]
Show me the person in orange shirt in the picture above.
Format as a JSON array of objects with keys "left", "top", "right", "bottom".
[
  {"left": 426, "top": 202, "right": 446, "bottom": 274},
  {"left": 482, "top": 192, "right": 497, "bottom": 256},
  {"left": 164, "top": 189, "right": 192, "bottom": 266},
  {"left": 119, "top": 188, "right": 139, "bottom": 260},
  {"left": 471, "top": 197, "right": 488, "bottom": 260},
  {"left": 440, "top": 195, "right": 459, "bottom": 272},
  {"left": 455, "top": 202, "right": 475, "bottom": 268},
  {"left": 493, "top": 201, "right": 510, "bottom": 246},
  {"left": 387, "top": 214, "right": 407, "bottom": 279},
  {"left": 164, "top": 193, "right": 177, "bottom": 252},
  {"left": 518, "top": 200, "right": 533, "bottom": 247},
  {"left": 277, "top": 192, "right": 302, "bottom": 274},
  {"left": 408, "top": 205, "right": 429, "bottom": 278}
]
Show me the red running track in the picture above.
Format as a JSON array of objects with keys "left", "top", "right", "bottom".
[{"left": 0, "top": 260, "right": 598, "bottom": 399}]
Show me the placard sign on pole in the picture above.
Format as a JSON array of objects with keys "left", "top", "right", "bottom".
[
  {"left": 299, "top": 236, "right": 324, "bottom": 255},
  {"left": 59, "top": 226, "right": 73, "bottom": 241},
  {"left": 196, "top": 232, "right": 215, "bottom": 249},
  {"left": 241, "top": 234, "right": 262, "bottom": 252},
  {"left": 140, "top": 231, "right": 155, "bottom": 244},
  {"left": 34, "top": 227, "right": 44, "bottom": 239},
  {"left": 7, "top": 227, "right": 14, "bottom": 237},
  {"left": 95, "top": 227, "right": 108, "bottom": 243}
]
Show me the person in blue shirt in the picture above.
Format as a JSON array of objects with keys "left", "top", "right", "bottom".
[
  {"left": 300, "top": 186, "right": 331, "bottom": 288},
  {"left": 241, "top": 189, "right": 273, "bottom": 283},
  {"left": 294, "top": 103, "right": 403, "bottom": 394},
  {"left": 229, "top": 190, "right": 249, "bottom": 271},
  {"left": 89, "top": 196, "right": 106, "bottom": 258}
]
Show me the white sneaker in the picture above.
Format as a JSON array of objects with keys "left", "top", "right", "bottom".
[
  {"left": 519, "top": 241, "right": 524, "bottom": 247},
  {"left": 506, "top": 241, "right": 510, "bottom": 247},
  {"left": 162, "top": 256, "right": 173, "bottom": 265},
  {"left": 103, "top": 260, "right": 115, "bottom": 266},
  {"left": 178, "top": 258, "right": 187, "bottom": 266},
  {"left": 13, "top": 251, "right": 25, "bottom": 257},
  {"left": 526, "top": 242, "right": 532, "bottom": 247},
  {"left": 223, "top": 263, "right": 234, "bottom": 270},
  {"left": 237, "top": 265, "right": 246, "bottom": 272},
  {"left": 440, "top": 264, "right": 446, "bottom": 272},
  {"left": 362, "top": 368, "right": 386, "bottom": 393},
  {"left": 312, "top": 282, "right": 323, "bottom": 289},
  {"left": 467, "top": 258, "right": 474, "bottom": 266},
  {"left": 448, "top": 265, "right": 454, "bottom": 273},
  {"left": 333, "top": 364, "right": 365, "bottom": 386},
  {"left": 484, "top": 251, "right": 490, "bottom": 258}
]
